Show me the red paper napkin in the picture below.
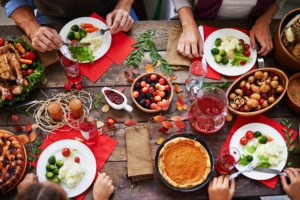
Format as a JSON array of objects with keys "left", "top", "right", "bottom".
[
  {"left": 31, "top": 125, "right": 118, "bottom": 200},
  {"left": 79, "top": 13, "right": 136, "bottom": 82},
  {"left": 192, "top": 25, "right": 256, "bottom": 80},
  {"left": 219, "top": 115, "right": 298, "bottom": 188}
]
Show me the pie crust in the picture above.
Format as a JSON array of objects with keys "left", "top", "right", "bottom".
[
  {"left": 158, "top": 137, "right": 211, "bottom": 189},
  {"left": 0, "top": 130, "right": 26, "bottom": 194}
]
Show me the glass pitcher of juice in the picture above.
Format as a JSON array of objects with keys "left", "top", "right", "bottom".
[{"left": 188, "top": 86, "right": 228, "bottom": 134}]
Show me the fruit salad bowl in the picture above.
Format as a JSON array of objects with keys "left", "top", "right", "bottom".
[{"left": 131, "top": 73, "right": 173, "bottom": 113}]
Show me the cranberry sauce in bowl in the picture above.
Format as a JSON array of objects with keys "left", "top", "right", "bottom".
[{"left": 104, "top": 90, "right": 124, "bottom": 105}]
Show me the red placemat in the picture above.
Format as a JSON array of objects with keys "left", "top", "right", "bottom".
[
  {"left": 192, "top": 25, "right": 256, "bottom": 80},
  {"left": 31, "top": 125, "right": 118, "bottom": 200},
  {"left": 79, "top": 13, "right": 136, "bottom": 82},
  {"left": 219, "top": 115, "right": 298, "bottom": 188}
]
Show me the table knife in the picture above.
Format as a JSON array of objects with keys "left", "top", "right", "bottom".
[
  {"left": 198, "top": 25, "right": 206, "bottom": 66},
  {"left": 11, "top": 100, "right": 38, "bottom": 110},
  {"left": 63, "top": 42, "right": 91, "bottom": 47},
  {"left": 254, "top": 167, "right": 288, "bottom": 177}
]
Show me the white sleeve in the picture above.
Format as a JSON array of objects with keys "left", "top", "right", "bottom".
[
  {"left": 275, "top": 0, "right": 286, "bottom": 8},
  {"left": 172, "top": 0, "right": 193, "bottom": 12}
]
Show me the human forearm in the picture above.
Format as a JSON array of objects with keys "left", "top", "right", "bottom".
[
  {"left": 178, "top": 7, "right": 197, "bottom": 30},
  {"left": 256, "top": 2, "right": 279, "bottom": 25},
  {"left": 10, "top": 6, "right": 41, "bottom": 39},
  {"left": 115, "top": 0, "right": 134, "bottom": 13}
]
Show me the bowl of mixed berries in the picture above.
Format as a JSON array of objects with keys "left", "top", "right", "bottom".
[{"left": 131, "top": 73, "right": 173, "bottom": 113}]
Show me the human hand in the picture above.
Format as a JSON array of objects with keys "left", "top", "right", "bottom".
[
  {"left": 208, "top": 175, "right": 235, "bottom": 200},
  {"left": 281, "top": 168, "right": 300, "bottom": 200},
  {"left": 17, "top": 173, "right": 38, "bottom": 194},
  {"left": 30, "top": 26, "right": 63, "bottom": 52},
  {"left": 106, "top": 9, "right": 134, "bottom": 34},
  {"left": 177, "top": 25, "right": 203, "bottom": 59},
  {"left": 250, "top": 18, "right": 273, "bottom": 56},
  {"left": 93, "top": 172, "right": 114, "bottom": 200}
]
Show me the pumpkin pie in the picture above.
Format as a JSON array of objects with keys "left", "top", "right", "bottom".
[{"left": 158, "top": 137, "right": 211, "bottom": 189}]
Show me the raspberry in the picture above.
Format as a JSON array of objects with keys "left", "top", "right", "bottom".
[
  {"left": 75, "top": 83, "right": 82, "bottom": 91},
  {"left": 64, "top": 82, "right": 71, "bottom": 91}
]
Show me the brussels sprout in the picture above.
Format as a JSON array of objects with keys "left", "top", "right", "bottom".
[
  {"left": 52, "top": 177, "right": 61, "bottom": 184},
  {"left": 67, "top": 31, "right": 75, "bottom": 40},
  {"left": 21, "top": 64, "right": 28, "bottom": 69},
  {"left": 222, "top": 57, "right": 229, "bottom": 65},
  {"left": 48, "top": 156, "right": 56, "bottom": 165},
  {"left": 46, "top": 172, "right": 54, "bottom": 179},
  {"left": 53, "top": 168, "right": 60, "bottom": 175},
  {"left": 211, "top": 48, "right": 219, "bottom": 55},
  {"left": 71, "top": 24, "right": 79, "bottom": 32},
  {"left": 219, "top": 50, "right": 226, "bottom": 57},
  {"left": 258, "top": 136, "right": 268, "bottom": 144},
  {"left": 56, "top": 160, "right": 64, "bottom": 168},
  {"left": 79, "top": 29, "right": 87, "bottom": 39},
  {"left": 214, "top": 54, "right": 223, "bottom": 63},
  {"left": 215, "top": 38, "right": 222, "bottom": 47},
  {"left": 246, "top": 155, "right": 253, "bottom": 162},
  {"left": 254, "top": 131, "right": 262, "bottom": 138},
  {"left": 74, "top": 32, "right": 81, "bottom": 41},
  {"left": 46, "top": 164, "right": 55, "bottom": 172}
]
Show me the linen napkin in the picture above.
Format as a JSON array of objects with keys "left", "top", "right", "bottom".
[
  {"left": 31, "top": 125, "right": 118, "bottom": 200},
  {"left": 125, "top": 124, "right": 153, "bottom": 182},
  {"left": 79, "top": 12, "right": 136, "bottom": 82},
  {"left": 192, "top": 25, "right": 256, "bottom": 80},
  {"left": 218, "top": 115, "right": 298, "bottom": 189},
  {"left": 165, "top": 26, "right": 191, "bottom": 67}
]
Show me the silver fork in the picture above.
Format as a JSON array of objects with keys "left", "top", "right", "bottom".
[
  {"left": 229, "top": 161, "right": 261, "bottom": 180},
  {"left": 90, "top": 28, "right": 110, "bottom": 37}
]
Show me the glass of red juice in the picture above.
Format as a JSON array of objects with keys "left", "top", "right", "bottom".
[
  {"left": 188, "top": 86, "right": 228, "bottom": 134},
  {"left": 60, "top": 52, "right": 82, "bottom": 84},
  {"left": 78, "top": 115, "right": 99, "bottom": 146},
  {"left": 216, "top": 147, "right": 240, "bottom": 174}
]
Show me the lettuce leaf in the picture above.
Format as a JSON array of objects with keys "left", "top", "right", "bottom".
[
  {"left": 238, "top": 154, "right": 252, "bottom": 166},
  {"left": 257, "top": 155, "right": 270, "bottom": 168},
  {"left": 243, "top": 145, "right": 257, "bottom": 154},
  {"left": 68, "top": 46, "right": 95, "bottom": 64},
  {"left": 231, "top": 48, "right": 252, "bottom": 66}
]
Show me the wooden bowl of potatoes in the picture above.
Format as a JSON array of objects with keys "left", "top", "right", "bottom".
[{"left": 226, "top": 68, "right": 288, "bottom": 117}]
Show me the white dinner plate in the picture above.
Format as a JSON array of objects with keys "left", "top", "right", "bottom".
[
  {"left": 204, "top": 28, "right": 257, "bottom": 76},
  {"left": 59, "top": 17, "right": 112, "bottom": 63},
  {"left": 37, "top": 139, "right": 97, "bottom": 198},
  {"left": 230, "top": 123, "right": 287, "bottom": 180}
]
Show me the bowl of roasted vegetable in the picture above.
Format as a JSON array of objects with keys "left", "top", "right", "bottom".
[
  {"left": 0, "top": 38, "right": 45, "bottom": 108},
  {"left": 274, "top": 8, "right": 300, "bottom": 72}
]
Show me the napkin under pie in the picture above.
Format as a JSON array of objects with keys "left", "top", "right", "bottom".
[
  {"left": 125, "top": 124, "right": 153, "bottom": 182},
  {"left": 165, "top": 26, "right": 191, "bottom": 67}
]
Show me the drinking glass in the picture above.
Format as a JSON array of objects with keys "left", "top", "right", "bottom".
[
  {"left": 78, "top": 115, "right": 98, "bottom": 145},
  {"left": 60, "top": 52, "right": 82, "bottom": 84},
  {"left": 216, "top": 147, "right": 241, "bottom": 174},
  {"left": 186, "top": 61, "right": 207, "bottom": 92},
  {"left": 188, "top": 86, "right": 228, "bottom": 134}
]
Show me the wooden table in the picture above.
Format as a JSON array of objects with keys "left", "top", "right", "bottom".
[{"left": 1, "top": 20, "right": 300, "bottom": 200}]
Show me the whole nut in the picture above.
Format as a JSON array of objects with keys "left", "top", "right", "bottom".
[
  {"left": 270, "top": 80, "right": 279, "bottom": 89},
  {"left": 229, "top": 93, "right": 236, "bottom": 100},
  {"left": 225, "top": 113, "right": 233, "bottom": 122},
  {"left": 261, "top": 100, "right": 269, "bottom": 108},
  {"left": 247, "top": 98, "right": 259, "bottom": 108},
  {"left": 244, "top": 105, "right": 252, "bottom": 112},
  {"left": 235, "top": 89, "right": 243, "bottom": 96},
  {"left": 246, "top": 82, "right": 251, "bottom": 89},
  {"left": 268, "top": 96, "right": 276, "bottom": 104},
  {"left": 263, "top": 72, "right": 268, "bottom": 79},
  {"left": 276, "top": 85, "right": 284, "bottom": 93},
  {"left": 248, "top": 76, "right": 255, "bottom": 83},
  {"left": 272, "top": 76, "right": 279, "bottom": 81},
  {"left": 260, "top": 84, "right": 270, "bottom": 93},
  {"left": 255, "top": 105, "right": 262, "bottom": 111},
  {"left": 250, "top": 93, "right": 261, "bottom": 100},
  {"left": 251, "top": 84, "right": 260, "bottom": 93},
  {"left": 254, "top": 71, "right": 264, "bottom": 79},
  {"left": 239, "top": 80, "right": 246, "bottom": 88},
  {"left": 230, "top": 103, "right": 238, "bottom": 110}
]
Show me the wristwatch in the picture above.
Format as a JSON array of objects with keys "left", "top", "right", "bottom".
[{"left": 1, "top": 0, "right": 9, "bottom": 7}]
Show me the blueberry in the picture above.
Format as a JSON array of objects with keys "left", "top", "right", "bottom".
[
  {"left": 150, "top": 83, "right": 156, "bottom": 87},
  {"left": 139, "top": 99, "right": 146, "bottom": 106},
  {"left": 146, "top": 79, "right": 151, "bottom": 84},
  {"left": 140, "top": 92, "right": 146, "bottom": 99},
  {"left": 141, "top": 77, "right": 147, "bottom": 82},
  {"left": 145, "top": 103, "right": 151, "bottom": 109},
  {"left": 135, "top": 82, "right": 141, "bottom": 89},
  {"left": 136, "top": 96, "right": 142, "bottom": 102},
  {"left": 165, "top": 90, "right": 169, "bottom": 96},
  {"left": 147, "top": 93, "right": 153, "bottom": 98}
]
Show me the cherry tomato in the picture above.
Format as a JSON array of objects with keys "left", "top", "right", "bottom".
[
  {"left": 243, "top": 43, "right": 250, "bottom": 50},
  {"left": 62, "top": 148, "right": 70, "bottom": 157},
  {"left": 239, "top": 39, "right": 244, "bottom": 44},
  {"left": 6, "top": 95, "right": 13, "bottom": 101},
  {"left": 0, "top": 38, "right": 4, "bottom": 46},
  {"left": 240, "top": 61, "right": 246, "bottom": 65},
  {"left": 243, "top": 50, "right": 251, "bottom": 57},
  {"left": 240, "top": 137, "right": 248, "bottom": 145},
  {"left": 246, "top": 131, "right": 254, "bottom": 139},
  {"left": 22, "top": 70, "right": 26, "bottom": 76},
  {"left": 74, "top": 157, "right": 80, "bottom": 163},
  {"left": 26, "top": 69, "right": 34, "bottom": 75}
]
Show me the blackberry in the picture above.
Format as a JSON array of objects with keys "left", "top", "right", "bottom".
[
  {"left": 140, "top": 92, "right": 146, "bottom": 99},
  {"left": 135, "top": 82, "right": 141, "bottom": 90},
  {"left": 147, "top": 93, "right": 153, "bottom": 98},
  {"left": 136, "top": 96, "right": 142, "bottom": 102},
  {"left": 165, "top": 90, "right": 169, "bottom": 96},
  {"left": 145, "top": 103, "right": 151, "bottom": 109},
  {"left": 141, "top": 77, "right": 147, "bottom": 82},
  {"left": 150, "top": 83, "right": 156, "bottom": 87},
  {"left": 146, "top": 79, "right": 151, "bottom": 84},
  {"left": 139, "top": 99, "right": 146, "bottom": 106}
]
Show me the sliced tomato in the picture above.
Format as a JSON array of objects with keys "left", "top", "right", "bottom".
[
  {"left": 240, "top": 61, "right": 246, "bottom": 65},
  {"left": 239, "top": 39, "right": 244, "bottom": 44},
  {"left": 240, "top": 137, "right": 248, "bottom": 145},
  {"left": 246, "top": 131, "right": 254, "bottom": 139},
  {"left": 80, "top": 23, "right": 94, "bottom": 28},
  {"left": 85, "top": 27, "right": 99, "bottom": 33},
  {"left": 62, "top": 148, "right": 71, "bottom": 157}
]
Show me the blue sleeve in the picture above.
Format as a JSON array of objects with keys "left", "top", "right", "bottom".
[{"left": 4, "top": 0, "right": 35, "bottom": 17}]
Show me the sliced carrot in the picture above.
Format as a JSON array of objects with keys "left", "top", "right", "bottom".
[
  {"left": 85, "top": 27, "right": 99, "bottom": 33},
  {"left": 15, "top": 43, "right": 25, "bottom": 54},
  {"left": 20, "top": 59, "right": 33, "bottom": 64},
  {"left": 80, "top": 23, "right": 94, "bottom": 28},
  {"left": 29, "top": 132, "right": 36, "bottom": 142}
]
